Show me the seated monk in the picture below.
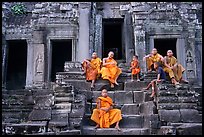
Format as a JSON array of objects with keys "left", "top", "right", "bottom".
[
  {"left": 163, "top": 50, "right": 188, "bottom": 85},
  {"left": 143, "top": 48, "right": 164, "bottom": 72},
  {"left": 91, "top": 89, "right": 122, "bottom": 131},
  {"left": 100, "top": 51, "right": 122, "bottom": 88},
  {"left": 82, "top": 52, "right": 102, "bottom": 88}
]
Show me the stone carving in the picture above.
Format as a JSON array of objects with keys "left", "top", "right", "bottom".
[
  {"left": 35, "top": 54, "right": 43, "bottom": 75},
  {"left": 64, "top": 62, "right": 82, "bottom": 72},
  {"left": 186, "top": 50, "right": 195, "bottom": 78}
]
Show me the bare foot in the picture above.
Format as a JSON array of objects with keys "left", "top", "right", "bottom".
[
  {"left": 131, "top": 79, "right": 134, "bottom": 82},
  {"left": 115, "top": 125, "right": 121, "bottom": 131},
  {"left": 143, "top": 87, "right": 149, "bottom": 90},
  {"left": 91, "top": 85, "right": 94, "bottom": 88},
  {"left": 150, "top": 91, "right": 155, "bottom": 98},
  {"left": 94, "top": 124, "right": 99, "bottom": 129},
  {"left": 115, "top": 81, "right": 119, "bottom": 86},
  {"left": 111, "top": 83, "right": 114, "bottom": 88}
]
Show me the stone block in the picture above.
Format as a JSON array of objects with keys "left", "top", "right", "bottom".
[
  {"left": 115, "top": 91, "right": 133, "bottom": 104},
  {"left": 143, "top": 114, "right": 160, "bottom": 129},
  {"left": 120, "top": 115, "right": 143, "bottom": 128},
  {"left": 28, "top": 109, "right": 51, "bottom": 121},
  {"left": 82, "top": 126, "right": 96, "bottom": 135},
  {"left": 121, "top": 104, "right": 140, "bottom": 115},
  {"left": 178, "top": 96, "right": 197, "bottom": 103},
  {"left": 124, "top": 81, "right": 149, "bottom": 91},
  {"left": 140, "top": 101, "right": 156, "bottom": 115},
  {"left": 95, "top": 128, "right": 120, "bottom": 135},
  {"left": 180, "top": 109, "right": 201, "bottom": 122},
  {"left": 133, "top": 91, "right": 145, "bottom": 104},
  {"left": 176, "top": 123, "right": 202, "bottom": 135},
  {"left": 34, "top": 95, "right": 53, "bottom": 108},
  {"left": 158, "top": 126, "right": 176, "bottom": 135},
  {"left": 157, "top": 96, "right": 179, "bottom": 103},
  {"left": 158, "top": 110, "right": 181, "bottom": 123},
  {"left": 69, "top": 117, "right": 83, "bottom": 130}
]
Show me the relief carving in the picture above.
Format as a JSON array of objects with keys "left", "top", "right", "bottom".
[{"left": 35, "top": 54, "right": 44, "bottom": 75}]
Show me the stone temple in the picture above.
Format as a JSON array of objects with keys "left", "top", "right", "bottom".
[{"left": 2, "top": 2, "right": 202, "bottom": 135}]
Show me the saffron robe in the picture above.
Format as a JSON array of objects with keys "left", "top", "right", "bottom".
[
  {"left": 130, "top": 60, "right": 140, "bottom": 75},
  {"left": 100, "top": 58, "right": 122, "bottom": 84},
  {"left": 163, "top": 56, "right": 185, "bottom": 81},
  {"left": 91, "top": 96, "right": 122, "bottom": 128},
  {"left": 82, "top": 57, "right": 102, "bottom": 81},
  {"left": 146, "top": 53, "right": 163, "bottom": 70}
]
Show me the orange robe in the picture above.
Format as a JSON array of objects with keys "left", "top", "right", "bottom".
[
  {"left": 146, "top": 53, "right": 163, "bottom": 70},
  {"left": 131, "top": 60, "right": 140, "bottom": 75},
  {"left": 82, "top": 57, "right": 102, "bottom": 81},
  {"left": 100, "top": 58, "right": 122, "bottom": 84},
  {"left": 163, "top": 56, "right": 185, "bottom": 81},
  {"left": 91, "top": 96, "right": 122, "bottom": 128}
]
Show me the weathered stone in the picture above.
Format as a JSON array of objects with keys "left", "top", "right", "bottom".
[
  {"left": 158, "top": 110, "right": 181, "bottom": 123},
  {"left": 120, "top": 115, "right": 143, "bottom": 128},
  {"left": 180, "top": 109, "right": 202, "bottom": 122},
  {"left": 124, "top": 81, "right": 149, "bottom": 91},
  {"left": 92, "top": 91, "right": 114, "bottom": 103},
  {"left": 115, "top": 91, "right": 133, "bottom": 104},
  {"left": 28, "top": 109, "right": 51, "bottom": 121},
  {"left": 176, "top": 123, "right": 202, "bottom": 135},
  {"left": 158, "top": 126, "right": 176, "bottom": 135},
  {"left": 157, "top": 96, "right": 179, "bottom": 103},
  {"left": 133, "top": 91, "right": 145, "bottom": 104},
  {"left": 140, "top": 101, "right": 156, "bottom": 115},
  {"left": 121, "top": 104, "right": 140, "bottom": 115},
  {"left": 143, "top": 114, "right": 160, "bottom": 129}
]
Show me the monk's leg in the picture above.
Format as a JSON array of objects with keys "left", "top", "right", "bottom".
[
  {"left": 150, "top": 80, "right": 156, "bottom": 97},
  {"left": 143, "top": 80, "right": 154, "bottom": 90},
  {"left": 91, "top": 109, "right": 100, "bottom": 127},
  {"left": 91, "top": 80, "right": 95, "bottom": 88},
  {"left": 109, "top": 109, "right": 122, "bottom": 130},
  {"left": 115, "top": 121, "right": 121, "bottom": 131},
  {"left": 131, "top": 74, "right": 134, "bottom": 82},
  {"left": 146, "top": 58, "right": 153, "bottom": 72},
  {"left": 163, "top": 67, "right": 179, "bottom": 85},
  {"left": 137, "top": 73, "right": 140, "bottom": 81}
]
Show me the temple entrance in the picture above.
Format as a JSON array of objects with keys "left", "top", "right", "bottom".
[
  {"left": 154, "top": 38, "right": 177, "bottom": 58},
  {"left": 6, "top": 40, "right": 27, "bottom": 90},
  {"left": 102, "top": 18, "right": 124, "bottom": 60},
  {"left": 50, "top": 40, "right": 72, "bottom": 82}
]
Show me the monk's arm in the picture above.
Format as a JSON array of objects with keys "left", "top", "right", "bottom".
[
  {"left": 164, "top": 57, "right": 171, "bottom": 68},
  {"left": 84, "top": 59, "right": 91, "bottom": 64},
  {"left": 102, "top": 58, "right": 114, "bottom": 66}
]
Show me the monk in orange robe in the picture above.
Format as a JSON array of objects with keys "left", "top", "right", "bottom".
[
  {"left": 163, "top": 50, "right": 188, "bottom": 85},
  {"left": 82, "top": 52, "right": 102, "bottom": 88},
  {"left": 91, "top": 89, "right": 122, "bottom": 131},
  {"left": 129, "top": 55, "right": 140, "bottom": 82},
  {"left": 100, "top": 51, "right": 122, "bottom": 88},
  {"left": 143, "top": 48, "right": 164, "bottom": 72}
]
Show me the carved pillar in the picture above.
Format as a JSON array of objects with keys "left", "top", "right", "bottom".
[
  {"left": 124, "top": 12, "right": 135, "bottom": 64},
  {"left": 25, "top": 39, "right": 34, "bottom": 89},
  {"left": 2, "top": 35, "right": 8, "bottom": 89},
  {"left": 77, "top": 3, "right": 91, "bottom": 62}
]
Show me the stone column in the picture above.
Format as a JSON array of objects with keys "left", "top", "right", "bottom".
[
  {"left": 77, "top": 4, "right": 91, "bottom": 62},
  {"left": 2, "top": 35, "right": 7, "bottom": 89},
  {"left": 25, "top": 40, "right": 34, "bottom": 89}
]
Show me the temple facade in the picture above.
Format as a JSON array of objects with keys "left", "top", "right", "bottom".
[{"left": 2, "top": 2, "right": 202, "bottom": 89}]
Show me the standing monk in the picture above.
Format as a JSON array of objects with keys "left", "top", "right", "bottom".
[
  {"left": 82, "top": 52, "right": 102, "bottom": 88},
  {"left": 91, "top": 89, "right": 122, "bottom": 131},
  {"left": 163, "top": 50, "right": 188, "bottom": 84},
  {"left": 143, "top": 48, "right": 164, "bottom": 72},
  {"left": 100, "top": 51, "right": 122, "bottom": 88}
]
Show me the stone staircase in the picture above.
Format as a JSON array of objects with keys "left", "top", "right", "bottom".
[{"left": 2, "top": 61, "right": 202, "bottom": 135}]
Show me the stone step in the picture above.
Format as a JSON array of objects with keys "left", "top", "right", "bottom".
[
  {"left": 54, "top": 85, "right": 74, "bottom": 93},
  {"left": 51, "top": 109, "right": 71, "bottom": 115},
  {"left": 2, "top": 104, "right": 34, "bottom": 109},
  {"left": 53, "top": 103, "right": 72, "bottom": 109},
  {"left": 82, "top": 126, "right": 150, "bottom": 135},
  {"left": 61, "top": 80, "right": 124, "bottom": 91},
  {"left": 124, "top": 81, "right": 150, "bottom": 91},
  {"left": 55, "top": 97, "right": 73, "bottom": 103},
  {"left": 157, "top": 103, "right": 197, "bottom": 110},
  {"left": 2, "top": 108, "right": 33, "bottom": 112},
  {"left": 158, "top": 109, "right": 202, "bottom": 123},
  {"left": 157, "top": 90, "right": 195, "bottom": 97},
  {"left": 26, "top": 130, "right": 81, "bottom": 135},
  {"left": 54, "top": 92, "right": 73, "bottom": 97},
  {"left": 157, "top": 96, "right": 197, "bottom": 103},
  {"left": 83, "top": 114, "right": 144, "bottom": 128}
]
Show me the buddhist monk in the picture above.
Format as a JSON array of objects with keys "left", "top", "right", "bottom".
[
  {"left": 163, "top": 50, "right": 188, "bottom": 85},
  {"left": 91, "top": 89, "right": 122, "bottom": 131},
  {"left": 143, "top": 48, "right": 164, "bottom": 72},
  {"left": 129, "top": 55, "right": 140, "bottom": 82},
  {"left": 82, "top": 52, "right": 102, "bottom": 88},
  {"left": 100, "top": 51, "right": 122, "bottom": 88}
]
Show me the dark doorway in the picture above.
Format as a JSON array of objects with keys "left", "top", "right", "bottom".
[
  {"left": 6, "top": 40, "right": 27, "bottom": 90},
  {"left": 102, "top": 18, "right": 124, "bottom": 60},
  {"left": 51, "top": 40, "right": 72, "bottom": 82},
  {"left": 154, "top": 38, "right": 177, "bottom": 58}
]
